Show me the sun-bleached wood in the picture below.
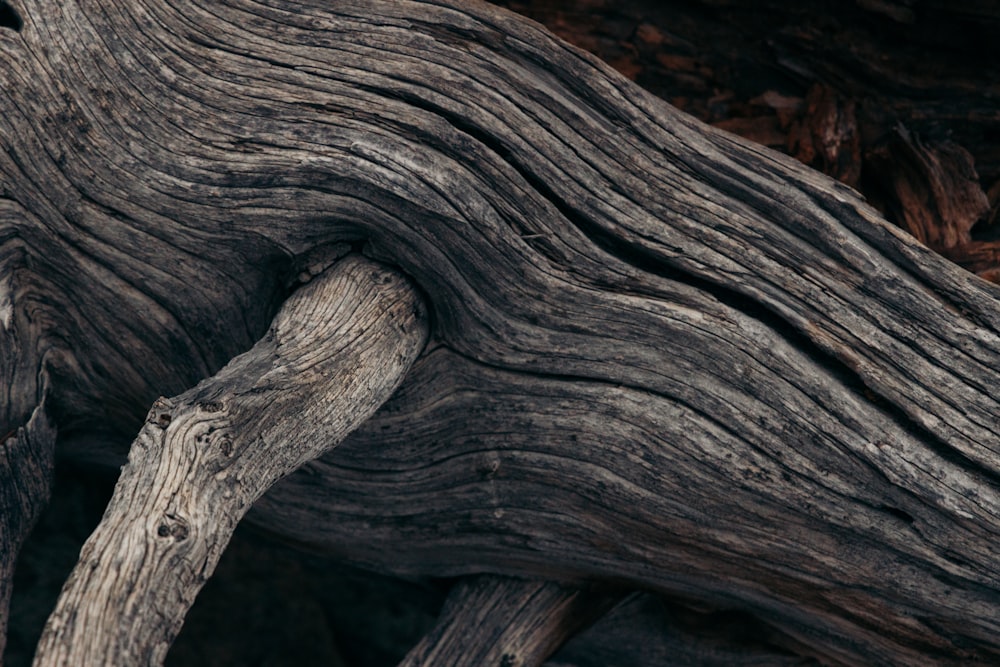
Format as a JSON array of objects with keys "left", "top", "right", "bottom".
[
  {"left": 32, "top": 256, "right": 428, "bottom": 666},
  {"left": 0, "top": 0, "right": 998, "bottom": 663}
]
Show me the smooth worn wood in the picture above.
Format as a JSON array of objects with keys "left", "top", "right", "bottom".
[
  {"left": 32, "top": 256, "right": 428, "bottom": 666},
  {"left": 0, "top": 0, "right": 998, "bottom": 664},
  {"left": 399, "top": 576, "right": 618, "bottom": 667}
]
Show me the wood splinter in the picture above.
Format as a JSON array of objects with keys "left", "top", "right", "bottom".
[{"left": 32, "top": 255, "right": 429, "bottom": 667}]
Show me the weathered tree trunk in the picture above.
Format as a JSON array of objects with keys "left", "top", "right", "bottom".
[
  {"left": 1, "top": 0, "right": 999, "bottom": 664},
  {"left": 495, "top": 0, "right": 1000, "bottom": 276}
]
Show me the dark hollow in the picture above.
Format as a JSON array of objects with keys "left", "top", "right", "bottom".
[{"left": 0, "top": 2, "right": 21, "bottom": 31}]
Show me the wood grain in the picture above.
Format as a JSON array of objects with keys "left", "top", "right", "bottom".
[
  {"left": 0, "top": 0, "right": 997, "bottom": 663},
  {"left": 399, "top": 576, "right": 618, "bottom": 667},
  {"left": 32, "top": 256, "right": 428, "bottom": 666}
]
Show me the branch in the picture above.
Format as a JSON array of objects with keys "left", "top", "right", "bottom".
[
  {"left": 399, "top": 575, "right": 619, "bottom": 667},
  {"left": 32, "top": 256, "right": 428, "bottom": 666},
  {"left": 1, "top": 0, "right": 998, "bottom": 662}
]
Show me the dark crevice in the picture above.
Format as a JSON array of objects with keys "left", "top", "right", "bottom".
[
  {"left": 941, "top": 551, "right": 972, "bottom": 570},
  {"left": 0, "top": 1, "right": 21, "bottom": 31},
  {"left": 878, "top": 504, "right": 915, "bottom": 524}
]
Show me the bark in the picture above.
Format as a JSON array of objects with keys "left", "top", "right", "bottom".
[{"left": 0, "top": 0, "right": 998, "bottom": 664}]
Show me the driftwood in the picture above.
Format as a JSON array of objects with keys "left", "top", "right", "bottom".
[{"left": 1, "top": 0, "right": 999, "bottom": 664}]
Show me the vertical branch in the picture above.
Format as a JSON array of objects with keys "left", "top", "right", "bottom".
[{"left": 33, "top": 256, "right": 428, "bottom": 667}]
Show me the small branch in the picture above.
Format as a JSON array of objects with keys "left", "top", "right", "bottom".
[
  {"left": 32, "top": 256, "right": 428, "bottom": 667},
  {"left": 398, "top": 575, "right": 620, "bottom": 667}
]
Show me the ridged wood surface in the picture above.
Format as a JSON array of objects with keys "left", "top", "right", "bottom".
[{"left": 0, "top": 0, "right": 998, "bottom": 663}]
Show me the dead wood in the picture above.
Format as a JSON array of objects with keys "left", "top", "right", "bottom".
[
  {"left": 495, "top": 0, "right": 1000, "bottom": 280},
  {"left": 399, "top": 575, "right": 618, "bottom": 667},
  {"left": 0, "top": 0, "right": 998, "bottom": 664},
  {"left": 33, "top": 256, "right": 427, "bottom": 665}
]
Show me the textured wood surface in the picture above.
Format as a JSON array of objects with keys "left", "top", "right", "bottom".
[
  {"left": 399, "top": 576, "right": 618, "bottom": 667},
  {"left": 0, "top": 0, "right": 998, "bottom": 663},
  {"left": 494, "top": 0, "right": 1000, "bottom": 282},
  {"left": 32, "top": 257, "right": 427, "bottom": 666},
  {"left": 0, "top": 403, "right": 54, "bottom": 659}
]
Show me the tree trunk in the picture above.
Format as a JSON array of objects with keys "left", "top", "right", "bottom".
[{"left": 1, "top": 0, "right": 999, "bottom": 664}]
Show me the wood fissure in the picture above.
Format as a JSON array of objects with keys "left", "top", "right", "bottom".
[{"left": 0, "top": 0, "right": 998, "bottom": 663}]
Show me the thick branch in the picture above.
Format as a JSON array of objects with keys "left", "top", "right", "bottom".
[{"left": 32, "top": 256, "right": 428, "bottom": 666}]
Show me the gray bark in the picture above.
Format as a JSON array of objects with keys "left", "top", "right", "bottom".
[{"left": 0, "top": 0, "right": 998, "bottom": 664}]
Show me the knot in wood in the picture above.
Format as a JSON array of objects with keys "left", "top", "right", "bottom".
[
  {"left": 192, "top": 423, "right": 235, "bottom": 459},
  {"left": 197, "top": 400, "right": 225, "bottom": 413},
  {"left": 370, "top": 269, "right": 394, "bottom": 285},
  {"left": 478, "top": 456, "right": 502, "bottom": 480},
  {"left": 155, "top": 515, "right": 190, "bottom": 542},
  {"left": 146, "top": 398, "right": 175, "bottom": 429}
]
